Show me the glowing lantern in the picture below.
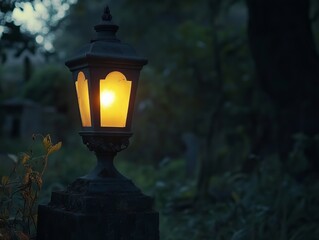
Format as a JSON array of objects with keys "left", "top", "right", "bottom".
[
  {"left": 66, "top": 7, "right": 147, "bottom": 135},
  {"left": 37, "top": 6, "right": 159, "bottom": 240}
]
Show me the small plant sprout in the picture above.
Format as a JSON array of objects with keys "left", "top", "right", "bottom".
[{"left": 0, "top": 134, "right": 62, "bottom": 240}]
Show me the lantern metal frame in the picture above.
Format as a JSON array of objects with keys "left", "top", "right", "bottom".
[
  {"left": 64, "top": 6, "right": 147, "bottom": 189},
  {"left": 65, "top": 6, "right": 147, "bottom": 134}
]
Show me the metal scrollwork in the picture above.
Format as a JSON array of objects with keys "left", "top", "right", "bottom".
[{"left": 81, "top": 134, "right": 130, "bottom": 153}]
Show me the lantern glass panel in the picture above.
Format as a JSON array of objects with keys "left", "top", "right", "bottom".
[
  {"left": 100, "top": 71, "right": 132, "bottom": 127},
  {"left": 75, "top": 71, "right": 92, "bottom": 127}
]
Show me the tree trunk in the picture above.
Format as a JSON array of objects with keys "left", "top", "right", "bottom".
[{"left": 246, "top": 0, "right": 319, "bottom": 176}]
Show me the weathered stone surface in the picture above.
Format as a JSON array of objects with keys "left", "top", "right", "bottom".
[
  {"left": 37, "top": 178, "right": 159, "bottom": 240},
  {"left": 37, "top": 205, "right": 159, "bottom": 240},
  {"left": 49, "top": 190, "right": 154, "bottom": 214}
]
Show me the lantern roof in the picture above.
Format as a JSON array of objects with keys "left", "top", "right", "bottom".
[{"left": 65, "top": 6, "right": 147, "bottom": 70}]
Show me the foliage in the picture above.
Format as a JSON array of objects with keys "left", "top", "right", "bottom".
[
  {"left": 22, "top": 64, "right": 79, "bottom": 133},
  {"left": 0, "top": 0, "right": 76, "bottom": 62},
  {"left": 0, "top": 0, "right": 37, "bottom": 62},
  {"left": 0, "top": 134, "right": 62, "bottom": 240},
  {"left": 23, "top": 64, "right": 73, "bottom": 110},
  {"left": 117, "top": 148, "right": 319, "bottom": 240}
]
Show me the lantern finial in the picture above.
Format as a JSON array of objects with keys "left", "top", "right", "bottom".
[{"left": 102, "top": 6, "right": 112, "bottom": 21}]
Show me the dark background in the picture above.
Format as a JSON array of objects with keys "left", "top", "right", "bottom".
[{"left": 1, "top": 0, "right": 319, "bottom": 239}]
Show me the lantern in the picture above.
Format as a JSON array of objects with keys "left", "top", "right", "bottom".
[
  {"left": 65, "top": 6, "right": 147, "bottom": 185},
  {"left": 66, "top": 8, "right": 146, "bottom": 133},
  {"left": 37, "top": 7, "right": 159, "bottom": 240},
  {"left": 65, "top": 6, "right": 149, "bottom": 192}
]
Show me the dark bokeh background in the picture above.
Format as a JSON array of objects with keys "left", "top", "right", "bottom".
[{"left": 1, "top": 0, "right": 319, "bottom": 239}]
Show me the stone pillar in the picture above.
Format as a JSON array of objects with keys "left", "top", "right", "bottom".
[{"left": 37, "top": 178, "right": 159, "bottom": 240}]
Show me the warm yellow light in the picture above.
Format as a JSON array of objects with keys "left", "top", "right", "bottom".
[
  {"left": 75, "top": 71, "right": 92, "bottom": 127},
  {"left": 101, "top": 90, "right": 115, "bottom": 107},
  {"left": 100, "top": 71, "right": 132, "bottom": 127}
]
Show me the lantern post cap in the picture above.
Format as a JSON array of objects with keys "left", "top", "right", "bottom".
[
  {"left": 101, "top": 6, "right": 112, "bottom": 21},
  {"left": 65, "top": 5, "right": 147, "bottom": 70}
]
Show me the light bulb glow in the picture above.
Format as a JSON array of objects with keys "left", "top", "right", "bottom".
[
  {"left": 100, "top": 71, "right": 132, "bottom": 127},
  {"left": 101, "top": 90, "right": 115, "bottom": 107}
]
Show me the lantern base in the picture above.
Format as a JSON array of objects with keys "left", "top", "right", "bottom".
[
  {"left": 37, "top": 130, "right": 160, "bottom": 239},
  {"left": 37, "top": 204, "right": 159, "bottom": 240},
  {"left": 37, "top": 179, "right": 159, "bottom": 240}
]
